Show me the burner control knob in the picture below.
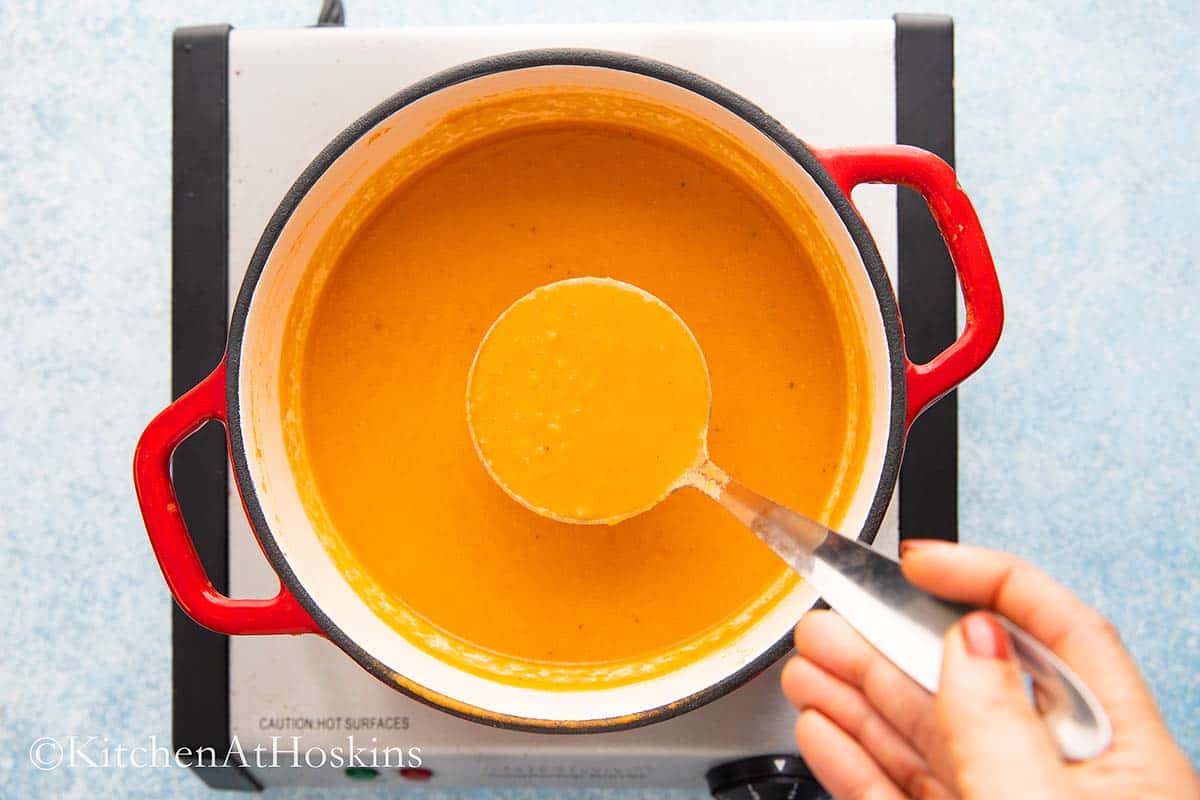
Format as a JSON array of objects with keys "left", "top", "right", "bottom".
[{"left": 705, "top": 755, "right": 829, "bottom": 800}]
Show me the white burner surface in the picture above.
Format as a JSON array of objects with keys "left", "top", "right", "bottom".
[{"left": 224, "top": 20, "right": 898, "bottom": 789}]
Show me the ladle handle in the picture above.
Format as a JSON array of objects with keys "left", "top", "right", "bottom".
[{"left": 696, "top": 464, "right": 1112, "bottom": 762}]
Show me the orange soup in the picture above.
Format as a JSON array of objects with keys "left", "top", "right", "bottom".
[
  {"left": 467, "top": 278, "right": 712, "bottom": 524},
  {"left": 282, "top": 94, "right": 871, "bottom": 689}
]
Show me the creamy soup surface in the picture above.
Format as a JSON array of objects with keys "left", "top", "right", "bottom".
[{"left": 283, "top": 105, "right": 870, "bottom": 689}]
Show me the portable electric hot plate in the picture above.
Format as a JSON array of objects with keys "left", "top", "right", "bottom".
[{"left": 169, "top": 15, "right": 960, "bottom": 794}]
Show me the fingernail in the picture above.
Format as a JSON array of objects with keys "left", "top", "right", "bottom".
[
  {"left": 899, "top": 538, "right": 945, "bottom": 556},
  {"left": 961, "top": 612, "right": 1012, "bottom": 660}
]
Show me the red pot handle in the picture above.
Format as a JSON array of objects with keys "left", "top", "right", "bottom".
[
  {"left": 133, "top": 360, "right": 320, "bottom": 636},
  {"left": 815, "top": 145, "right": 1004, "bottom": 428}
]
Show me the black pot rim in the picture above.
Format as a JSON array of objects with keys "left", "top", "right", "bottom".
[{"left": 225, "top": 48, "right": 908, "bottom": 734}]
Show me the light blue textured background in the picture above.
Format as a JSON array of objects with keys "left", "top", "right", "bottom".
[{"left": 1, "top": 2, "right": 1196, "bottom": 798}]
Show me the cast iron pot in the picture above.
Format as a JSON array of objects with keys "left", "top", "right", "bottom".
[{"left": 135, "top": 50, "right": 1003, "bottom": 732}]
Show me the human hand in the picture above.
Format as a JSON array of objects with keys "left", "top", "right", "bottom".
[{"left": 781, "top": 541, "right": 1198, "bottom": 799}]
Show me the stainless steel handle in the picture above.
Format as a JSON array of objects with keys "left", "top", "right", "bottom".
[
  {"left": 697, "top": 464, "right": 1113, "bottom": 762},
  {"left": 806, "top": 533, "right": 1112, "bottom": 761}
]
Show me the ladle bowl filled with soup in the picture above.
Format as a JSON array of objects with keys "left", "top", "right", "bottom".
[{"left": 135, "top": 51, "right": 1002, "bottom": 731}]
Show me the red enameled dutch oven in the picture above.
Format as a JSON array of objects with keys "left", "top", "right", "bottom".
[{"left": 135, "top": 51, "right": 1002, "bottom": 732}]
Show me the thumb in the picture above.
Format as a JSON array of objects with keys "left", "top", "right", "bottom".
[{"left": 936, "top": 612, "right": 1067, "bottom": 800}]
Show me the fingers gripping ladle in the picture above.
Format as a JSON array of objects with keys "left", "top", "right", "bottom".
[{"left": 466, "top": 277, "right": 1110, "bottom": 761}]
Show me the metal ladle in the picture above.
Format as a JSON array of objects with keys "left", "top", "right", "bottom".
[{"left": 468, "top": 278, "right": 1111, "bottom": 761}]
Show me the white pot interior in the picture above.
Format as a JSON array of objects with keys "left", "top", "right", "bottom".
[{"left": 233, "top": 64, "right": 896, "bottom": 724}]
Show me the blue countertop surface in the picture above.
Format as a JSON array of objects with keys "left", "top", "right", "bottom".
[{"left": 1, "top": 2, "right": 1196, "bottom": 798}]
